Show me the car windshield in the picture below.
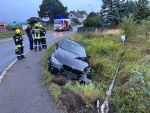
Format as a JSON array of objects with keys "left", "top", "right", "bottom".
[
  {"left": 54, "top": 20, "right": 63, "bottom": 24},
  {"left": 59, "top": 40, "right": 86, "bottom": 57}
]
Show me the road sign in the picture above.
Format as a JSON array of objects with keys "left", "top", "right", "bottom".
[{"left": 121, "top": 34, "right": 126, "bottom": 42}]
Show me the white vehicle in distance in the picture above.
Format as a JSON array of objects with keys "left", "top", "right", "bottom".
[{"left": 54, "top": 19, "right": 71, "bottom": 31}]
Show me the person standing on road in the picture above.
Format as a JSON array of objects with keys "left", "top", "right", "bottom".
[
  {"left": 26, "top": 25, "right": 34, "bottom": 50},
  {"left": 40, "top": 24, "right": 47, "bottom": 49},
  {"left": 13, "top": 29, "right": 25, "bottom": 60},
  {"left": 32, "top": 24, "right": 42, "bottom": 52}
]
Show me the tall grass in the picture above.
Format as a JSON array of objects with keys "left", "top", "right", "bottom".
[{"left": 65, "top": 81, "right": 103, "bottom": 107}]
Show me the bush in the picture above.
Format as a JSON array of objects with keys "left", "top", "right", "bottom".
[
  {"left": 71, "top": 18, "right": 81, "bottom": 25},
  {"left": 83, "top": 17, "right": 101, "bottom": 28},
  {"left": 120, "top": 14, "right": 138, "bottom": 39}
]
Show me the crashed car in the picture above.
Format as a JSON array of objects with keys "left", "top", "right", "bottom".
[{"left": 48, "top": 38, "right": 91, "bottom": 84}]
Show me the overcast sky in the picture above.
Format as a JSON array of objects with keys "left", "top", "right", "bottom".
[{"left": 0, "top": 0, "right": 101, "bottom": 22}]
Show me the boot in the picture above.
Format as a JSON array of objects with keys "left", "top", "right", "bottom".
[
  {"left": 17, "top": 56, "right": 21, "bottom": 60},
  {"left": 35, "top": 46, "right": 37, "bottom": 52},
  {"left": 42, "top": 45, "right": 44, "bottom": 49},
  {"left": 39, "top": 46, "right": 42, "bottom": 51},
  {"left": 45, "top": 45, "right": 47, "bottom": 49},
  {"left": 21, "top": 55, "right": 26, "bottom": 58}
]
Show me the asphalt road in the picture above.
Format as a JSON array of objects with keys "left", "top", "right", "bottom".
[
  {"left": 0, "top": 30, "right": 74, "bottom": 113},
  {"left": 0, "top": 30, "right": 73, "bottom": 75}
]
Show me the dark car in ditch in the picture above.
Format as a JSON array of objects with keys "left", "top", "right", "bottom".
[{"left": 48, "top": 38, "right": 91, "bottom": 83}]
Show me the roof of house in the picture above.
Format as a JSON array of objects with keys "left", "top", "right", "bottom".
[
  {"left": 87, "top": 12, "right": 99, "bottom": 19},
  {"left": 0, "top": 22, "right": 7, "bottom": 25},
  {"left": 69, "top": 11, "right": 84, "bottom": 18},
  {"left": 27, "top": 17, "right": 44, "bottom": 22}
]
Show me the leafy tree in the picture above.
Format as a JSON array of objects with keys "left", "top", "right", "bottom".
[
  {"left": 123, "top": 0, "right": 138, "bottom": 17},
  {"left": 38, "top": 0, "right": 68, "bottom": 23},
  {"left": 83, "top": 17, "right": 102, "bottom": 28},
  {"left": 137, "top": 0, "right": 150, "bottom": 20},
  {"left": 71, "top": 18, "right": 81, "bottom": 26},
  {"left": 120, "top": 14, "right": 138, "bottom": 39},
  {"left": 100, "top": 0, "right": 125, "bottom": 28},
  {"left": 141, "top": 20, "right": 150, "bottom": 38},
  {"left": 87, "top": 12, "right": 98, "bottom": 19}
]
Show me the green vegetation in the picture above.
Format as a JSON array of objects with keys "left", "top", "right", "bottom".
[
  {"left": 42, "top": 21, "right": 149, "bottom": 112},
  {"left": 49, "top": 83, "right": 62, "bottom": 102},
  {"left": 0, "top": 31, "right": 14, "bottom": 39},
  {"left": 101, "top": 0, "right": 150, "bottom": 27},
  {"left": 65, "top": 82, "right": 103, "bottom": 107},
  {"left": 38, "top": 0, "right": 68, "bottom": 23},
  {"left": 83, "top": 17, "right": 101, "bottom": 28},
  {"left": 41, "top": 45, "right": 55, "bottom": 84},
  {"left": 0, "top": 31, "right": 25, "bottom": 39},
  {"left": 71, "top": 29, "right": 150, "bottom": 112}
]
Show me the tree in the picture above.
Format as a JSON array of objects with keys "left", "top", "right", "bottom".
[
  {"left": 83, "top": 17, "right": 102, "bottom": 28},
  {"left": 38, "top": 0, "right": 68, "bottom": 23},
  {"left": 100, "top": 0, "right": 125, "bottom": 28},
  {"left": 123, "top": 0, "right": 138, "bottom": 17},
  {"left": 137, "top": 0, "right": 150, "bottom": 20},
  {"left": 141, "top": 20, "right": 150, "bottom": 38},
  {"left": 120, "top": 14, "right": 138, "bottom": 39}
]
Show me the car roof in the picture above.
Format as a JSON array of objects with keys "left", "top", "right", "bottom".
[{"left": 63, "top": 38, "right": 82, "bottom": 46}]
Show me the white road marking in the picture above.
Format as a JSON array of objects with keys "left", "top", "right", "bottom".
[{"left": 0, "top": 50, "right": 30, "bottom": 84}]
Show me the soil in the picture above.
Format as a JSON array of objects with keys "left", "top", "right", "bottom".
[
  {"left": 51, "top": 75, "right": 68, "bottom": 86},
  {"left": 60, "top": 88, "right": 97, "bottom": 113},
  {"left": 51, "top": 75, "right": 116, "bottom": 113}
]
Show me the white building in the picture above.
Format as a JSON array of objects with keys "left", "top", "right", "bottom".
[{"left": 68, "top": 11, "right": 87, "bottom": 23}]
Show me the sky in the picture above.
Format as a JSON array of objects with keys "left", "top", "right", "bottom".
[{"left": 0, "top": 0, "right": 101, "bottom": 22}]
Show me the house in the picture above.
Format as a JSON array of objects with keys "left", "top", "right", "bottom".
[
  {"left": 0, "top": 22, "right": 7, "bottom": 32},
  {"left": 68, "top": 11, "right": 87, "bottom": 23}
]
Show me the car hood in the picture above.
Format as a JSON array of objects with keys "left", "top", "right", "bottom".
[{"left": 54, "top": 48, "right": 88, "bottom": 70}]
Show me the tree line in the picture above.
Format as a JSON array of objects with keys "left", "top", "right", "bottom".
[{"left": 100, "top": 0, "right": 150, "bottom": 28}]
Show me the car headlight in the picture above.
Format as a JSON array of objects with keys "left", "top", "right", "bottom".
[{"left": 51, "top": 57, "right": 62, "bottom": 65}]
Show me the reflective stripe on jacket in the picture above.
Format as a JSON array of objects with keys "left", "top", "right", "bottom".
[{"left": 32, "top": 29, "right": 41, "bottom": 39}]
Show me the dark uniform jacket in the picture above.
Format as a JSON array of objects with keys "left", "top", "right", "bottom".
[
  {"left": 13, "top": 34, "right": 23, "bottom": 47},
  {"left": 40, "top": 28, "right": 46, "bottom": 37}
]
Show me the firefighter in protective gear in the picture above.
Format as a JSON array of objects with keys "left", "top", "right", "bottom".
[
  {"left": 13, "top": 29, "right": 25, "bottom": 60},
  {"left": 39, "top": 24, "right": 47, "bottom": 49},
  {"left": 32, "top": 23, "right": 42, "bottom": 52}
]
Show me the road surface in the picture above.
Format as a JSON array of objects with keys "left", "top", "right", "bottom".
[
  {"left": 0, "top": 29, "right": 75, "bottom": 113},
  {"left": 0, "top": 31, "right": 72, "bottom": 75}
]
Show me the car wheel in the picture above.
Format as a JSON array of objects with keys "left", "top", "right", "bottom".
[
  {"left": 87, "top": 74, "right": 92, "bottom": 79},
  {"left": 79, "top": 80, "right": 85, "bottom": 85}
]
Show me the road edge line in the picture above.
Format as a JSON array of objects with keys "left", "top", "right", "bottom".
[{"left": 0, "top": 50, "right": 30, "bottom": 84}]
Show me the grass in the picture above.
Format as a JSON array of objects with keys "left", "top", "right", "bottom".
[
  {"left": 41, "top": 29, "right": 150, "bottom": 113},
  {"left": 41, "top": 45, "right": 55, "bottom": 84},
  {"left": 0, "top": 26, "right": 52, "bottom": 39},
  {"left": 49, "top": 83, "right": 62, "bottom": 102},
  {"left": 0, "top": 31, "right": 26, "bottom": 39},
  {"left": 0, "top": 31, "right": 15, "bottom": 39},
  {"left": 65, "top": 81, "right": 104, "bottom": 107},
  {"left": 71, "top": 30, "right": 150, "bottom": 113}
]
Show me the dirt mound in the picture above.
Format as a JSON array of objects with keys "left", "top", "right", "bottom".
[
  {"left": 51, "top": 75, "right": 67, "bottom": 86},
  {"left": 60, "top": 88, "right": 97, "bottom": 113}
]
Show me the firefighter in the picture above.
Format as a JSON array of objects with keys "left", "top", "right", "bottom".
[
  {"left": 32, "top": 23, "right": 42, "bottom": 52},
  {"left": 13, "top": 29, "right": 25, "bottom": 60},
  {"left": 39, "top": 24, "right": 47, "bottom": 49}
]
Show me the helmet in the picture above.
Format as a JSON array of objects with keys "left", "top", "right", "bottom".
[
  {"left": 15, "top": 29, "right": 21, "bottom": 34},
  {"left": 39, "top": 24, "right": 43, "bottom": 28},
  {"left": 34, "top": 23, "right": 39, "bottom": 28}
]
